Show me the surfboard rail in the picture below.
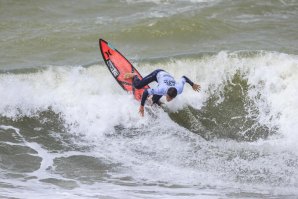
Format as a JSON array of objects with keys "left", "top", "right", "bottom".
[{"left": 99, "top": 39, "right": 149, "bottom": 101}]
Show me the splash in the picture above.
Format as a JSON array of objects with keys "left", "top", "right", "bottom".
[{"left": 1, "top": 51, "right": 298, "bottom": 198}]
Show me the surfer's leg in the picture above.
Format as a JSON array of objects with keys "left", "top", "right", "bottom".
[{"left": 133, "top": 69, "right": 164, "bottom": 89}]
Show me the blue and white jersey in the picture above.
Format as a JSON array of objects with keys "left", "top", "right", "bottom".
[{"left": 147, "top": 71, "right": 186, "bottom": 96}]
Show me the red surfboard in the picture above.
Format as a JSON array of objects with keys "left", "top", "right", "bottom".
[{"left": 99, "top": 39, "right": 149, "bottom": 101}]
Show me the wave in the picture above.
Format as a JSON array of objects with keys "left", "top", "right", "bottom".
[
  {"left": 1, "top": 51, "right": 298, "bottom": 142},
  {"left": 1, "top": 51, "right": 298, "bottom": 197}
]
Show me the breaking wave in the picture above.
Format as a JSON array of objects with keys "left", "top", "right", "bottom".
[{"left": 1, "top": 51, "right": 298, "bottom": 198}]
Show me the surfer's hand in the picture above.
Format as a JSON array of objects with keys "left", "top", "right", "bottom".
[
  {"left": 139, "top": 106, "right": 144, "bottom": 117},
  {"left": 192, "top": 84, "right": 201, "bottom": 92}
]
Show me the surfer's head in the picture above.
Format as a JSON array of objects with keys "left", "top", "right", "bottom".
[{"left": 166, "top": 87, "right": 177, "bottom": 102}]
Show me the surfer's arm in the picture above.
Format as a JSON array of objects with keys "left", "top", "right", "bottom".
[
  {"left": 141, "top": 89, "right": 149, "bottom": 106},
  {"left": 140, "top": 88, "right": 164, "bottom": 116},
  {"left": 182, "top": 76, "right": 194, "bottom": 86},
  {"left": 139, "top": 89, "right": 150, "bottom": 117},
  {"left": 182, "top": 76, "right": 201, "bottom": 92},
  {"left": 141, "top": 87, "right": 164, "bottom": 106}
]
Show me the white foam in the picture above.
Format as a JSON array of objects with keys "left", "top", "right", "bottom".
[
  {"left": 1, "top": 51, "right": 298, "bottom": 197},
  {"left": 139, "top": 51, "right": 298, "bottom": 147},
  {"left": 1, "top": 51, "right": 298, "bottom": 144}
]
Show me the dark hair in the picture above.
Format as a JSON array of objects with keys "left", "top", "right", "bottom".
[{"left": 167, "top": 87, "right": 177, "bottom": 98}]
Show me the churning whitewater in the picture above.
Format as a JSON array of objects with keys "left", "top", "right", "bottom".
[
  {"left": 1, "top": 51, "right": 298, "bottom": 198},
  {"left": 1, "top": 0, "right": 298, "bottom": 198}
]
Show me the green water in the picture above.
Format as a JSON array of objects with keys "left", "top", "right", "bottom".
[
  {"left": 1, "top": 1, "right": 298, "bottom": 198},
  {"left": 1, "top": 0, "right": 297, "bottom": 69}
]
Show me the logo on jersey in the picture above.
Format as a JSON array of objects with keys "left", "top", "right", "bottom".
[
  {"left": 164, "top": 80, "right": 175, "bottom": 86},
  {"left": 107, "top": 60, "right": 120, "bottom": 77}
]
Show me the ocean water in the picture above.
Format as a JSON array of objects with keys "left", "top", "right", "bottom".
[{"left": 1, "top": 0, "right": 298, "bottom": 198}]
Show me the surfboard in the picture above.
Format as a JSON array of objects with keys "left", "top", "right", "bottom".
[{"left": 99, "top": 39, "right": 149, "bottom": 101}]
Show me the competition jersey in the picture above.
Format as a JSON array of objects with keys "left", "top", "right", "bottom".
[{"left": 147, "top": 71, "right": 186, "bottom": 96}]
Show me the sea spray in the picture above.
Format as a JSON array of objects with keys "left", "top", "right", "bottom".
[{"left": 1, "top": 51, "right": 298, "bottom": 198}]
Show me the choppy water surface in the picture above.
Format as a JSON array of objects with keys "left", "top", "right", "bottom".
[{"left": 1, "top": 0, "right": 298, "bottom": 198}]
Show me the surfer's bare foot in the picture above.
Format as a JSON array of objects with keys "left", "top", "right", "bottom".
[{"left": 124, "top": 73, "right": 135, "bottom": 79}]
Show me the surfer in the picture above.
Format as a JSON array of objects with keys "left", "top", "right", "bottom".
[{"left": 124, "top": 69, "right": 200, "bottom": 116}]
